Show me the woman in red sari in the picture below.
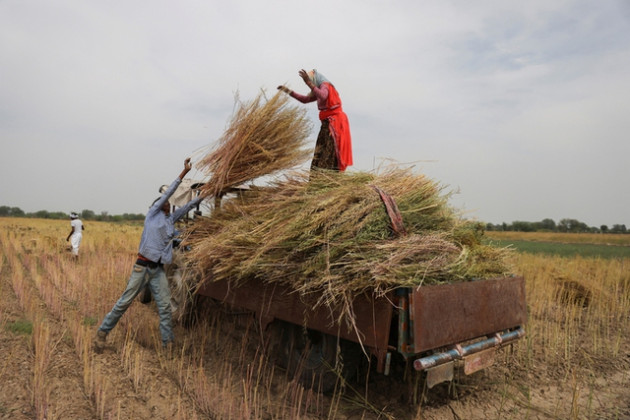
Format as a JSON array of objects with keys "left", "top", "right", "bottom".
[{"left": 278, "top": 69, "right": 353, "bottom": 172}]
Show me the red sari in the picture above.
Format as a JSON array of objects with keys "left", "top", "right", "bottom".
[{"left": 318, "top": 82, "right": 353, "bottom": 171}]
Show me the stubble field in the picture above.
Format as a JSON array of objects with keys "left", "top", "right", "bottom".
[{"left": 1, "top": 218, "right": 629, "bottom": 419}]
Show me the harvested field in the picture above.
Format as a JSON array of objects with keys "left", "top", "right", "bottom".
[
  {"left": 1, "top": 218, "right": 629, "bottom": 419},
  {"left": 1, "top": 92, "right": 628, "bottom": 419}
]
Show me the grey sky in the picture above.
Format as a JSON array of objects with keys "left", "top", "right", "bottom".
[{"left": 1, "top": 0, "right": 629, "bottom": 227}]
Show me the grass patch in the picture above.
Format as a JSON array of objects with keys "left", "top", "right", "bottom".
[
  {"left": 82, "top": 316, "right": 98, "bottom": 326},
  {"left": 5, "top": 319, "right": 33, "bottom": 335},
  {"left": 488, "top": 239, "right": 630, "bottom": 258}
]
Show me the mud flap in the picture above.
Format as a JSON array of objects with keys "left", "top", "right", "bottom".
[
  {"left": 426, "top": 361, "right": 454, "bottom": 389},
  {"left": 463, "top": 347, "right": 495, "bottom": 375}
]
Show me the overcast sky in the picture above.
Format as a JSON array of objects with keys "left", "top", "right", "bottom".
[{"left": 1, "top": 0, "right": 629, "bottom": 227}]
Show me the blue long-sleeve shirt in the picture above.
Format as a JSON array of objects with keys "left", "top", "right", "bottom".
[{"left": 137, "top": 177, "right": 202, "bottom": 264}]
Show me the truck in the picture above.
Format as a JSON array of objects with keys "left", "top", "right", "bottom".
[
  {"left": 191, "top": 272, "right": 527, "bottom": 392},
  {"left": 169, "top": 184, "right": 528, "bottom": 393}
]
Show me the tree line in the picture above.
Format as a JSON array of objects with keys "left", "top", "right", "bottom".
[
  {"left": 0, "top": 206, "right": 145, "bottom": 223},
  {"left": 1, "top": 206, "right": 627, "bottom": 234},
  {"left": 486, "top": 218, "right": 628, "bottom": 234}
]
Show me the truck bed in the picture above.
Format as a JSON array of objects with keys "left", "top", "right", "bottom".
[
  {"left": 196, "top": 277, "right": 393, "bottom": 355},
  {"left": 196, "top": 276, "right": 527, "bottom": 372}
]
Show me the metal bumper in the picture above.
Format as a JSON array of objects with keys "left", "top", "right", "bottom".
[{"left": 413, "top": 326, "right": 525, "bottom": 371}]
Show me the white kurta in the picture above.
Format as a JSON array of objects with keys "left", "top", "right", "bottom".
[{"left": 70, "top": 219, "right": 83, "bottom": 255}]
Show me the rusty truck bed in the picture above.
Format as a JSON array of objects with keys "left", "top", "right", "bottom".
[
  {"left": 196, "top": 276, "right": 527, "bottom": 371},
  {"left": 196, "top": 278, "right": 394, "bottom": 357}
]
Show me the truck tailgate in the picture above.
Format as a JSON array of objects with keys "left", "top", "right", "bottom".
[{"left": 411, "top": 276, "right": 527, "bottom": 352}]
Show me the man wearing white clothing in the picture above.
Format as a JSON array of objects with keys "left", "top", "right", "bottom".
[{"left": 66, "top": 212, "right": 84, "bottom": 258}]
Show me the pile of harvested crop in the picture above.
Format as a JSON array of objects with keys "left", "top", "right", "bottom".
[
  {"left": 183, "top": 90, "right": 511, "bottom": 322},
  {"left": 183, "top": 167, "right": 511, "bottom": 313},
  {"left": 195, "top": 91, "right": 313, "bottom": 197}
]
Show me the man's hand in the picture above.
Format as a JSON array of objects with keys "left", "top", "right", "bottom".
[
  {"left": 277, "top": 85, "right": 291, "bottom": 94},
  {"left": 179, "top": 158, "right": 193, "bottom": 180}
]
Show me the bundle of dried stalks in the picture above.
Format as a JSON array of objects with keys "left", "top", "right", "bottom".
[
  {"left": 196, "top": 91, "right": 313, "bottom": 197},
  {"left": 183, "top": 167, "right": 511, "bottom": 313}
]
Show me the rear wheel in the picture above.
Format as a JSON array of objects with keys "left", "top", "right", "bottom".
[{"left": 268, "top": 321, "right": 359, "bottom": 393}]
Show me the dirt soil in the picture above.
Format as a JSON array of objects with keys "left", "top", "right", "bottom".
[{"left": 2, "top": 261, "right": 630, "bottom": 419}]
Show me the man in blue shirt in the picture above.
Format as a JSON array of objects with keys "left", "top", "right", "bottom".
[{"left": 95, "top": 158, "right": 203, "bottom": 352}]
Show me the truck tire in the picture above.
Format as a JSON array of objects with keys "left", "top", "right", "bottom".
[{"left": 268, "top": 321, "right": 351, "bottom": 393}]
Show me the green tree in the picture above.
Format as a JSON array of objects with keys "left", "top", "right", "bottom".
[
  {"left": 611, "top": 224, "right": 627, "bottom": 234},
  {"left": 538, "top": 218, "right": 556, "bottom": 231},
  {"left": 49, "top": 211, "right": 68, "bottom": 219},
  {"left": 34, "top": 210, "right": 50, "bottom": 219},
  {"left": 81, "top": 209, "right": 96, "bottom": 220},
  {"left": 512, "top": 221, "right": 535, "bottom": 232},
  {"left": 558, "top": 218, "right": 589, "bottom": 233},
  {"left": 122, "top": 213, "right": 145, "bottom": 221},
  {"left": 10, "top": 207, "right": 25, "bottom": 217}
]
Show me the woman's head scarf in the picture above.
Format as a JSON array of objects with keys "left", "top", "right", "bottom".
[{"left": 308, "top": 69, "right": 330, "bottom": 87}]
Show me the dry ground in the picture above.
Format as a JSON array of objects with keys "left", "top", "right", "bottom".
[{"left": 1, "top": 219, "right": 630, "bottom": 419}]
